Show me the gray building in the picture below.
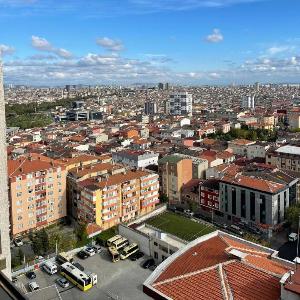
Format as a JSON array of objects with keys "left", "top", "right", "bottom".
[
  {"left": 166, "top": 92, "right": 193, "bottom": 116},
  {"left": 219, "top": 171, "right": 298, "bottom": 227},
  {"left": 112, "top": 150, "right": 159, "bottom": 168},
  {"left": 144, "top": 101, "right": 157, "bottom": 115},
  {"left": 0, "top": 64, "right": 11, "bottom": 278}
]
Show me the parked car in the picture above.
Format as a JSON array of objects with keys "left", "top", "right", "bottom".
[
  {"left": 56, "top": 278, "right": 69, "bottom": 288},
  {"left": 28, "top": 282, "right": 39, "bottom": 292},
  {"left": 142, "top": 258, "right": 155, "bottom": 269},
  {"left": 91, "top": 245, "right": 102, "bottom": 253},
  {"left": 289, "top": 233, "right": 298, "bottom": 242},
  {"left": 73, "top": 262, "right": 84, "bottom": 271},
  {"left": 229, "top": 225, "right": 244, "bottom": 236},
  {"left": 84, "top": 247, "right": 96, "bottom": 256},
  {"left": 12, "top": 277, "right": 18, "bottom": 283},
  {"left": 14, "top": 239, "right": 23, "bottom": 247},
  {"left": 26, "top": 271, "right": 36, "bottom": 280},
  {"left": 184, "top": 209, "right": 194, "bottom": 218},
  {"left": 130, "top": 251, "right": 144, "bottom": 261},
  {"left": 77, "top": 250, "right": 88, "bottom": 259}
]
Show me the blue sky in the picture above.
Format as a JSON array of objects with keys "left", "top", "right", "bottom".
[{"left": 0, "top": 0, "right": 299, "bottom": 85}]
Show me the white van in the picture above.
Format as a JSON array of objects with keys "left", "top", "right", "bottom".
[
  {"left": 289, "top": 233, "right": 298, "bottom": 242},
  {"left": 43, "top": 261, "right": 58, "bottom": 275}
]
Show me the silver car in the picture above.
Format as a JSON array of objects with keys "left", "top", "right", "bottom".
[{"left": 56, "top": 278, "right": 70, "bottom": 288}]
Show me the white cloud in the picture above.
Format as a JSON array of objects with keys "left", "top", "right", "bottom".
[
  {"left": 267, "top": 45, "right": 294, "bottom": 55},
  {"left": 205, "top": 29, "right": 223, "bottom": 43},
  {"left": 0, "top": 44, "right": 15, "bottom": 56},
  {"left": 31, "top": 35, "right": 73, "bottom": 59},
  {"left": 96, "top": 37, "right": 124, "bottom": 52}
]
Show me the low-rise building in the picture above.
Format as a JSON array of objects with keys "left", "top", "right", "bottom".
[
  {"left": 144, "top": 231, "right": 294, "bottom": 300},
  {"left": 266, "top": 145, "right": 300, "bottom": 172},
  {"left": 112, "top": 150, "right": 159, "bottom": 169},
  {"left": 228, "top": 139, "right": 256, "bottom": 156}
]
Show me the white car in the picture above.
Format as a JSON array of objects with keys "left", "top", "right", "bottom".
[
  {"left": 289, "top": 233, "right": 298, "bottom": 242},
  {"left": 28, "top": 282, "right": 39, "bottom": 292},
  {"left": 84, "top": 247, "right": 96, "bottom": 256},
  {"left": 184, "top": 209, "right": 194, "bottom": 217}
]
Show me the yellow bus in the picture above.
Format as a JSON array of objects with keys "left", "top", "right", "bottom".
[
  {"left": 106, "top": 235, "right": 122, "bottom": 247},
  {"left": 60, "top": 262, "right": 92, "bottom": 291},
  {"left": 120, "top": 243, "right": 139, "bottom": 260},
  {"left": 111, "top": 237, "right": 129, "bottom": 250},
  {"left": 108, "top": 246, "right": 120, "bottom": 262}
]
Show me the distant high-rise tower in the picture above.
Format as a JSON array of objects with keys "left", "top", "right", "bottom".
[
  {"left": 241, "top": 95, "right": 255, "bottom": 110},
  {"left": 144, "top": 101, "right": 157, "bottom": 115},
  {"left": 166, "top": 92, "right": 193, "bottom": 116},
  {"left": 158, "top": 83, "right": 164, "bottom": 90},
  {"left": 0, "top": 63, "right": 11, "bottom": 278}
]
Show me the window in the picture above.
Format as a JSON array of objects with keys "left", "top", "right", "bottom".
[
  {"left": 154, "top": 242, "right": 158, "bottom": 246},
  {"left": 154, "top": 251, "right": 158, "bottom": 259}
]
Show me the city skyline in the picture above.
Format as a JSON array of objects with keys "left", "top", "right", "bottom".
[{"left": 0, "top": 0, "right": 300, "bottom": 85}]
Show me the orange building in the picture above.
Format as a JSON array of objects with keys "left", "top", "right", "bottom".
[
  {"left": 158, "top": 155, "right": 193, "bottom": 204},
  {"left": 8, "top": 156, "right": 67, "bottom": 236},
  {"left": 77, "top": 170, "right": 159, "bottom": 230}
]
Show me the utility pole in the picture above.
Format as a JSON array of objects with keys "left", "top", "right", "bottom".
[{"left": 297, "top": 215, "right": 300, "bottom": 270}]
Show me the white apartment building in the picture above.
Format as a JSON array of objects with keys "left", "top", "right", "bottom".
[{"left": 166, "top": 92, "right": 193, "bottom": 116}]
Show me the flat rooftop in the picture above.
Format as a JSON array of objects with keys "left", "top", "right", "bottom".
[
  {"left": 276, "top": 145, "right": 300, "bottom": 156},
  {"left": 137, "top": 224, "right": 186, "bottom": 249}
]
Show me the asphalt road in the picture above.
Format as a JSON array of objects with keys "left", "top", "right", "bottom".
[{"left": 278, "top": 240, "right": 300, "bottom": 262}]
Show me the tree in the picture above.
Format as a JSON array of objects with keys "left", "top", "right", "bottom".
[
  {"left": 160, "top": 194, "right": 169, "bottom": 203},
  {"left": 286, "top": 203, "right": 300, "bottom": 230},
  {"left": 39, "top": 229, "right": 50, "bottom": 254},
  {"left": 75, "top": 224, "right": 88, "bottom": 247}
]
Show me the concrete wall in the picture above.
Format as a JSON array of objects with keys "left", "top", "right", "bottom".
[{"left": 118, "top": 224, "right": 151, "bottom": 256}]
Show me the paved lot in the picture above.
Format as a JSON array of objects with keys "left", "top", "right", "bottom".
[
  {"left": 17, "top": 249, "right": 153, "bottom": 300},
  {"left": 278, "top": 240, "right": 299, "bottom": 262}
]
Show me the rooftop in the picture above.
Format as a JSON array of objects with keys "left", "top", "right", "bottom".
[
  {"left": 276, "top": 145, "right": 300, "bottom": 156},
  {"left": 144, "top": 231, "right": 294, "bottom": 300}
]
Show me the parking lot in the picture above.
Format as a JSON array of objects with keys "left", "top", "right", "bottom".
[{"left": 16, "top": 248, "right": 153, "bottom": 300}]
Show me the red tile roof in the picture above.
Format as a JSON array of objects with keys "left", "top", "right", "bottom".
[{"left": 146, "top": 232, "right": 292, "bottom": 300}]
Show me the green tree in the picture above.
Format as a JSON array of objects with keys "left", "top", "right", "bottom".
[
  {"left": 75, "top": 224, "right": 88, "bottom": 247},
  {"left": 286, "top": 203, "right": 300, "bottom": 230},
  {"left": 160, "top": 194, "right": 169, "bottom": 203},
  {"left": 39, "top": 229, "right": 50, "bottom": 254}
]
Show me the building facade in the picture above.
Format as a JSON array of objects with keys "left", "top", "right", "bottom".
[
  {"left": 219, "top": 174, "right": 290, "bottom": 226},
  {"left": 166, "top": 92, "right": 193, "bottom": 116},
  {"left": 8, "top": 156, "right": 67, "bottom": 236},
  {"left": 158, "top": 155, "right": 193, "bottom": 204},
  {"left": 144, "top": 101, "right": 157, "bottom": 115},
  {"left": 112, "top": 150, "right": 159, "bottom": 169},
  {"left": 77, "top": 170, "right": 159, "bottom": 230},
  {"left": 0, "top": 63, "right": 11, "bottom": 277},
  {"left": 266, "top": 145, "right": 300, "bottom": 172}
]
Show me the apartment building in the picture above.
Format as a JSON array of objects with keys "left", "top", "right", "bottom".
[
  {"left": 158, "top": 155, "right": 193, "bottom": 204},
  {"left": 165, "top": 92, "right": 193, "bottom": 116},
  {"left": 287, "top": 107, "right": 300, "bottom": 129},
  {"left": 200, "top": 179, "right": 220, "bottom": 211},
  {"left": 77, "top": 170, "right": 159, "bottom": 230},
  {"left": 228, "top": 139, "right": 256, "bottom": 156},
  {"left": 67, "top": 162, "right": 125, "bottom": 219},
  {"left": 0, "top": 64, "right": 11, "bottom": 277},
  {"left": 8, "top": 156, "right": 67, "bottom": 236},
  {"left": 247, "top": 142, "right": 270, "bottom": 159},
  {"left": 266, "top": 145, "right": 300, "bottom": 172},
  {"left": 112, "top": 150, "right": 159, "bottom": 169}
]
